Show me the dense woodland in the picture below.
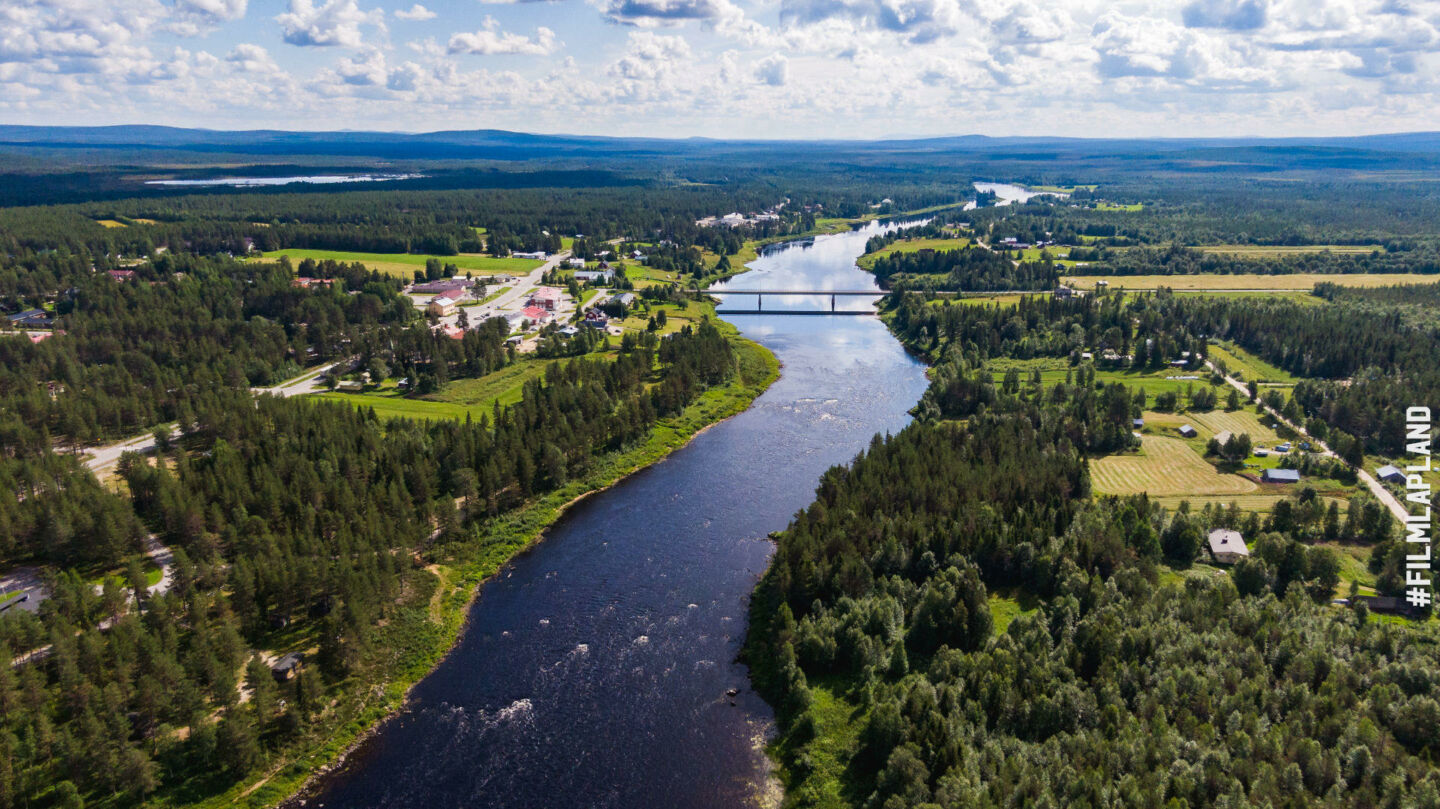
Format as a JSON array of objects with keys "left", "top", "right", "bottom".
[
  {"left": 749, "top": 288, "right": 1438, "bottom": 809},
  {"left": 4, "top": 159, "right": 1440, "bottom": 808}
]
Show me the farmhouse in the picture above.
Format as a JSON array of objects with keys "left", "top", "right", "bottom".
[
  {"left": 574, "top": 269, "right": 613, "bottom": 283},
  {"left": 1207, "top": 529, "right": 1249, "bottom": 564},
  {"left": 1376, "top": 465, "right": 1406, "bottom": 484},
  {"left": 427, "top": 296, "right": 459, "bottom": 317},
  {"left": 1262, "top": 468, "right": 1301, "bottom": 484},
  {"left": 1178, "top": 425, "right": 1198, "bottom": 438},
  {"left": 271, "top": 653, "right": 303, "bottom": 683},
  {"left": 529, "top": 287, "right": 562, "bottom": 311}
]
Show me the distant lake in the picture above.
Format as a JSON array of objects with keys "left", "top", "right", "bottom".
[
  {"left": 144, "top": 173, "right": 420, "bottom": 187},
  {"left": 972, "top": 181, "right": 1068, "bottom": 206}
]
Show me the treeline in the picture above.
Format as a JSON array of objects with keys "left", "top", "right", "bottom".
[
  {"left": 870, "top": 247, "right": 1056, "bottom": 291},
  {"left": 1064, "top": 244, "right": 1440, "bottom": 276}
]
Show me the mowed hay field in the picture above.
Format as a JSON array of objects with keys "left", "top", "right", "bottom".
[
  {"left": 1062, "top": 273, "right": 1434, "bottom": 291},
  {"left": 1091, "top": 436, "right": 1257, "bottom": 497},
  {"left": 257, "top": 248, "right": 542, "bottom": 278}
]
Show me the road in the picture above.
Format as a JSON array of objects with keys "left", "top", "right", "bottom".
[
  {"left": 83, "top": 361, "right": 342, "bottom": 475},
  {"left": 1204, "top": 359, "right": 1410, "bottom": 524},
  {"left": 475, "top": 250, "right": 571, "bottom": 315}
]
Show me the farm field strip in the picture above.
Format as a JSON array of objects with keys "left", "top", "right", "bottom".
[
  {"left": 257, "top": 248, "right": 543, "bottom": 278},
  {"left": 1062, "top": 273, "right": 1432, "bottom": 291}
]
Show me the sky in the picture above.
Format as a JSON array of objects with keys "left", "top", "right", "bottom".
[{"left": 2, "top": 0, "right": 1440, "bottom": 139}]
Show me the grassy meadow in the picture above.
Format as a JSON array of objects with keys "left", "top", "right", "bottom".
[
  {"left": 1062, "top": 273, "right": 1432, "bottom": 291},
  {"left": 257, "top": 248, "right": 543, "bottom": 278}
]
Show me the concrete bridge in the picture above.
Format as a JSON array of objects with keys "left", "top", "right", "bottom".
[{"left": 709, "top": 289, "right": 884, "bottom": 314}]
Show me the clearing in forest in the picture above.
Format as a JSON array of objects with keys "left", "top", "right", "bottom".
[{"left": 1091, "top": 435, "right": 1258, "bottom": 498}]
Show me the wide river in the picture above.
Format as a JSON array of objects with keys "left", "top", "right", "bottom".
[{"left": 301, "top": 221, "right": 930, "bottom": 809}]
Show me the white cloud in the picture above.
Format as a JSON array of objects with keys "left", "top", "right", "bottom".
[
  {"left": 226, "top": 43, "right": 281, "bottom": 73},
  {"left": 447, "top": 19, "right": 559, "bottom": 55},
  {"left": 393, "top": 3, "right": 435, "bottom": 20},
  {"left": 276, "top": 0, "right": 383, "bottom": 47},
  {"left": 753, "top": 52, "right": 787, "bottom": 85},
  {"left": 594, "top": 0, "right": 748, "bottom": 28}
]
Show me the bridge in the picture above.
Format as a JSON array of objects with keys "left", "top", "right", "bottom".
[{"left": 709, "top": 289, "right": 884, "bottom": 315}]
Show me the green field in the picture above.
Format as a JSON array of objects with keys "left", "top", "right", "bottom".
[
  {"left": 1209, "top": 342, "right": 1299, "bottom": 385},
  {"left": 257, "top": 248, "right": 542, "bottom": 278},
  {"left": 1063, "top": 273, "right": 1430, "bottom": 291},
  {"left": 314, "top": 360, "right": 558, "bottom": 422},
  {"left": 1091, "top": 435, "right": 1259, "bottom": 498},
  {"left": 989, "top": 590, "right": 1039, "bottom": 633},
  {"left": 990, "top": 357, "right": 1220, "bottom": 398},
  {"left": 1094, "top": 202, "right": 1143, "bottom": 212},
  {"left": 856, "top": 236, "right": 969, "bottom": 269}
]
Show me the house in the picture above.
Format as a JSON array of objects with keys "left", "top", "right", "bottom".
[
  {"left": 336, "top": 380, "right": 364, "bottom": 392},
  {"left": 1213, "top": 430, "right": 1233, "bottom": 447},
  {"left": 512, "top": 250, "right": 547, "bottom": 260},
  {"left": 8, "top": 309, "right": 52, "bottom": 328},
  {"left": 529, "top": 287, "right": 562, "bottom": 311},
  {"left": 1262, "top": 468, "right": 1301, "bottom": 484},
  {"left": 502, "top": 312, "right": 528, "bottom": 332},
  {"left": 1178, "top": 425, "right": 1198, "bottom": 438},
  {"left": 1132, "top": 418, "right": 1145, "bottom": 429},
  {"left": 1207, "top": 529, "right": 1249, "bottom": 564},
  {"left": 608, "top": 292, "right": 636, "bottom": 308},
  {"left": 427, "top": 296, "right": 459, "bottom": 317},
  {"left": 1377, "top": 465, "right": 1407, "bottom": 484},
  {"left": 106, "top": 269, "right": 136, "bottom": 281},
  {"left": 1351, "top": 595, "right": 1422, "bottom": 617},
  {"left": 1053, "top": 285, "right": 1075, "bottom": 299},
  {"left": 574, "top": 269, "right": 613, "bottom": 284},
  {"left": 410, "top": 278, "right": 474, "bottom": 296},
  {"left": 520, "top": 305, "right": 552, "bottom": 326},
  {"left": 271, "top": 653, "right": 303, "bottom": 683},
  {"left": 567, "top": 257, "right": 587, "bottom": 269},
  {"left": 292, "top": 277, "right": 333, "bottom": 289},
  {"left": 558, "top": 325, "right": 579, "bottom": 337}
]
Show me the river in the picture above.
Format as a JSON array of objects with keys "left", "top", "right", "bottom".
[{"left": 299, "top": 221, "right": 930, "bottom": 809}]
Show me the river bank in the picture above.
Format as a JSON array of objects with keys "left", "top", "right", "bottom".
[{"left": 206, "top": 324, "right": 780, "bottom": 809}]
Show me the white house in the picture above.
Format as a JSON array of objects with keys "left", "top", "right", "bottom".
[
  {"left": 567, "top": 257, "right": 586, "bottom": 269},
  {"left": 1208, "top": 529, "right": 1249, "bottom": 564}
]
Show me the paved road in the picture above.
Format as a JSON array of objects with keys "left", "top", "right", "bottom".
[
  {"left": 1205, "top": 359, "right": 1410, "bottom": 524},
  {"left": 83, "top": 361, "right": 343, "bottom": 475},
  {"left": 478, "top": 251, "right": 571, "bottom": 315}
]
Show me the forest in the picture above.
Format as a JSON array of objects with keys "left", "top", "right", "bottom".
[{"left": 748, "top": 286, "right": 1438, "bottom": 809}]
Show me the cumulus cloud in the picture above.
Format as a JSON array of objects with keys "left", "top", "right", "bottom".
[
  {"left": 778, "top": 0, "right": 966, "bottom": 44},
  {"left": 753, "top": 52, "right": 787, "bottom": 85},
  {"left": 447, "top": 18, "right": 559, "bottom": 54},
  {"left": 609, "top": 30, "right": 691, "bottom": 79},
  {"left": 393, "top": 3, "right": 435, "bottom": 20},
  {"left": 226, "top": 42, "right": 281, "bottom": 72},
  {"left": 276, "top": 0, "right": 383, "bottom": 47}
]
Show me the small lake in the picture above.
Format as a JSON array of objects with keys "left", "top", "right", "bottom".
[
  {"left": 144, "top": 174, "right": 420, "bottom": 187},
  {"left": 972, "top": 181, "right": 1067, "bottom": 206},
  {"left": 295, "top": 221, "right": 930, "bottom": 809}
]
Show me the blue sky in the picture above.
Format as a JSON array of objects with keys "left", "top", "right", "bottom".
[{"left": 2, "top": 0, "right": 1439, "bottom": 138}]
